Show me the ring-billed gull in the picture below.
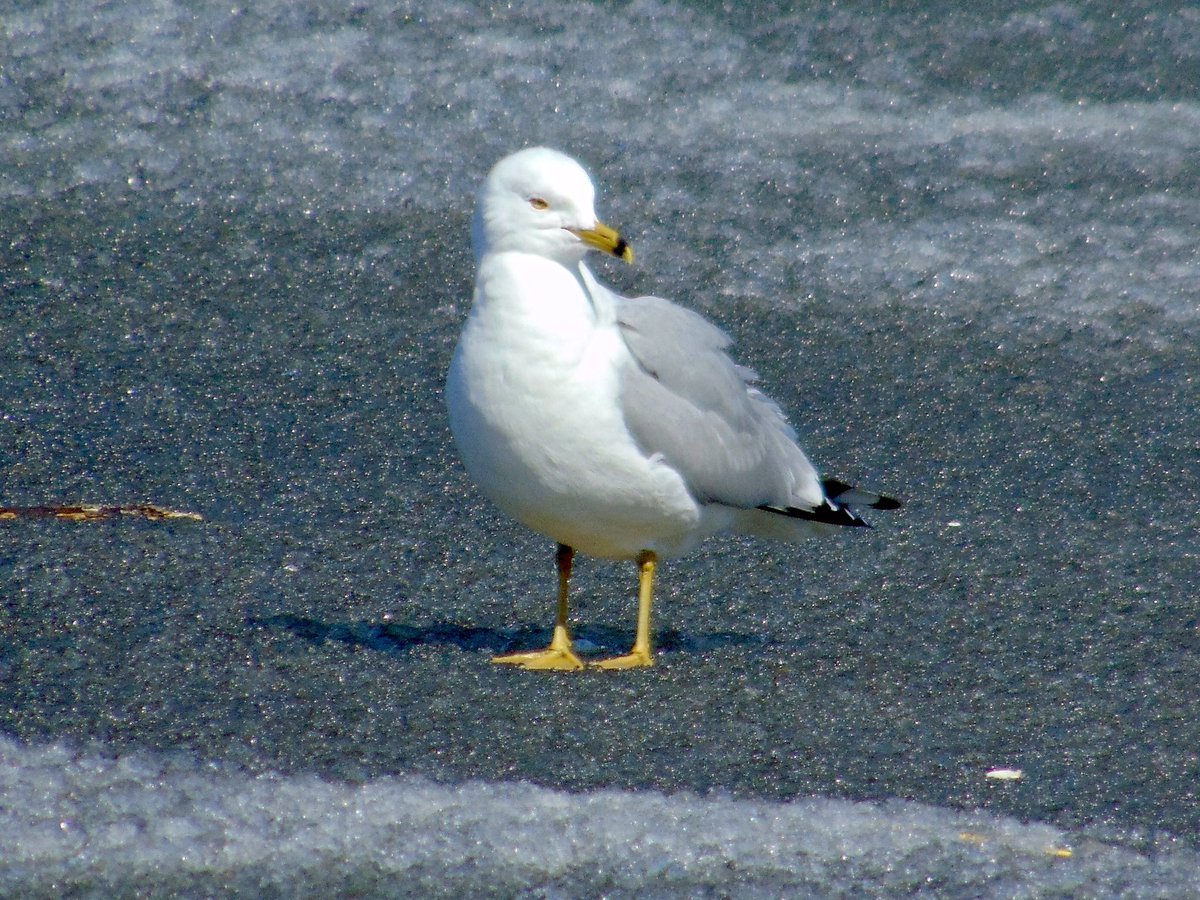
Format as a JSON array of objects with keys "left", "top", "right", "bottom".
[{"left": 447, "top": 147, "right": 899, "bottom": 671}]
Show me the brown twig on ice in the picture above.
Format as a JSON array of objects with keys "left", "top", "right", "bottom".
[{"left": 0, "top": 504, "right": 203, "bottom": 522}]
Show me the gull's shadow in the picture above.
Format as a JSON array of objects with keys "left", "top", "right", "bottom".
[{"left": 247, "top": 614, "right": 770, "bottom": 656}]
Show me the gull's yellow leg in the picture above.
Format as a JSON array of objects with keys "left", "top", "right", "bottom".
[
  {"left": 593, "top": 550, "right": 656, "bottom": 669},
  {"left": 493, "top": 544, "right": 584, "bottom": 671}
]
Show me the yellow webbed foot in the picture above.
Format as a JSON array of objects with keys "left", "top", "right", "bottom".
[
  {"left": 492, "top": 625, "right": 584, "bottom": 671},
  {"left": 492, "top": 647, "right": 585, "bottom": 670},
  {"left": 591, "top": 647, "right": 654, "bottom": 670}
]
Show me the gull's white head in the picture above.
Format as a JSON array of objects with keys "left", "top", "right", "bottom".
[{"left": 473, "top": 147, "right": 633, "bottom": 265}]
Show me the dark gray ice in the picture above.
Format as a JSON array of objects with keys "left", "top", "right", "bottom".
[{"left": 2, "top": 1, "right": 1198, "bottom": 895}]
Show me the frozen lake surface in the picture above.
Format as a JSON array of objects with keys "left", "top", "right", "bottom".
[{"left": 2, "top": 0, "right": 1198, "bottom": 894}]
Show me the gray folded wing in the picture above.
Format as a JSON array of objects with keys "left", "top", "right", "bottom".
[{"left": 615, "top": 294, "right": 825, "bottom": 512}]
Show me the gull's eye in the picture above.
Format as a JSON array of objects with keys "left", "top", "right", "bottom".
[{"left": 528, "top": 197, "right": 549, "bottom": 210}]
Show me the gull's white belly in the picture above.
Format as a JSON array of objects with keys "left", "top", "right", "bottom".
[{"left": 446, "top": 266, "right": 711, "bottom": 559}]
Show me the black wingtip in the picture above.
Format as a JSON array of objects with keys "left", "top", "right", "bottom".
[
  {"left": 820, "top": 478, "right": 854, "bottom": 498},
  {"left": 758, "top": 502, "right": 871, "bottom": 528},
  {"left": 821, "top": 478, "right": 903, "bottom": 510}
]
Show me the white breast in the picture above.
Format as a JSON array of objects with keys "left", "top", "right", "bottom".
[{"left": 446, "top": 253, "right": 707, "bottom": 559}]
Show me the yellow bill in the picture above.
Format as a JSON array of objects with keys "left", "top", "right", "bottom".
[{"left": 568, "top": 222, "right": 634, "bottom": 263}]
